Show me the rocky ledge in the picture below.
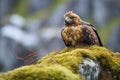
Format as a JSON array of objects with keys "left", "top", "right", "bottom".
[{"left": 0, "top": 45, "right": 120, "bottom": 80}]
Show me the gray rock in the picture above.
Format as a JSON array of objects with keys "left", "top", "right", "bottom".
[{"left": 79, "top": 58, "right": 100, "bottom": 80}]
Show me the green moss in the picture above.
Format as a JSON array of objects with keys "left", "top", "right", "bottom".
[
  {"left": 0, "top": 65, "right": 81, "bottom": 80},
  {"left": 0, "top": 45, "right": 120, "bottom": 80}
]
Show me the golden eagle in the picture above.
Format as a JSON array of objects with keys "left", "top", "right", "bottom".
[{"left": 61, "top": 11, "right": 103, "bottom": 47}]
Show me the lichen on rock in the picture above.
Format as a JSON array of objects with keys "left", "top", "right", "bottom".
[{"left": 0, "top": 45, "right": 120, "bottom": 80}]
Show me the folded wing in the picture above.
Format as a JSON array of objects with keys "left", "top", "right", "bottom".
[{"left": 82, "top": 21, "right": 103, "bottom": 46}]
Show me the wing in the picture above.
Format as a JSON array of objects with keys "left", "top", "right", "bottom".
[{"left": 82, "top": 21, "right": 103, "bottom": 46}]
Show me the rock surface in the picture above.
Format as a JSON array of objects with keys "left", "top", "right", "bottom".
[{"left": 0, "top": 45, "right": 120, "bottom": 80}]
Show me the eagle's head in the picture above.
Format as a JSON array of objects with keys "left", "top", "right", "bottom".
[{"left": 64, "top": 11, "right": 81, "bottom": 26}]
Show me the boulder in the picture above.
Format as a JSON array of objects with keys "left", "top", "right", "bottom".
[{"left": 0, "top": 46, "right": 120, "bottom": 80}]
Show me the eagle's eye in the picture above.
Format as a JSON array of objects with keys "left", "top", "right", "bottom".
[{"left": 69, "top": 16, "right": 73, "bottom": 19}]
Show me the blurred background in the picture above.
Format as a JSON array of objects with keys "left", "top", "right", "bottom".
[{"left": 0, "top": 0, "right": 120, "bottom": 72}]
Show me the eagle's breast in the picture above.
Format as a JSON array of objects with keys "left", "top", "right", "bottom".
[{"left": 62, "top": 26, "right": 83, "bottom": 46}]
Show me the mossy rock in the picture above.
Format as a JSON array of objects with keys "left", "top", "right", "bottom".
[{"left": 0, "top": 45, "right": 120, "bottom": 80}]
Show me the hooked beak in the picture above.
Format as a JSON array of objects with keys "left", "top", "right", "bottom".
[{"left": 65, "top": 17, "right": 72, "bottom": 23}]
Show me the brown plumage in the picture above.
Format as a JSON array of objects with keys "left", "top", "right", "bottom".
[{"left": 61, "top": 11, "right": 103, "bottom": 47}]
